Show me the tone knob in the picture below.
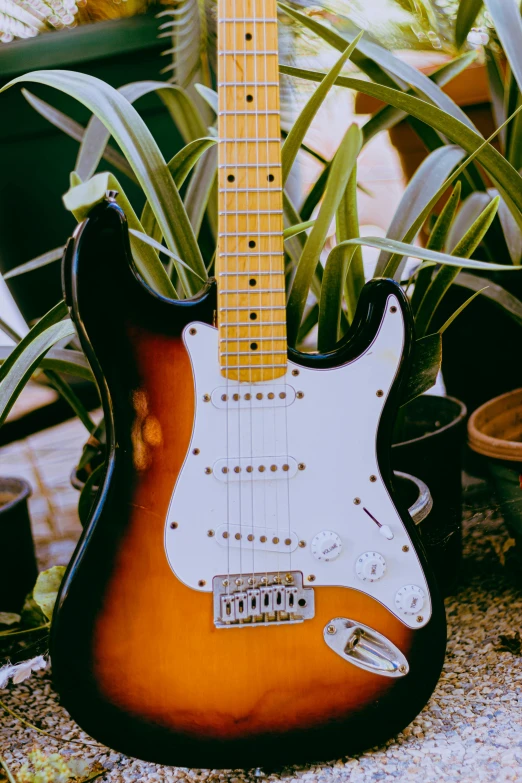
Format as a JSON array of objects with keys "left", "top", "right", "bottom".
[
  {"left": 356, "top": 551, "right": 386, "bottom": 582},
  {"left": 395, "top": 585, "right": 425, "bottom": 615},
  {"left": 311, "top": 531, "right": 342, "bottom": 561}
]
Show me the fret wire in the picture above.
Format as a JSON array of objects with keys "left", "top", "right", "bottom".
[
  {"left": 218, "top": 50, "right": 278, "bottom": 55},
  {"left": 219, "top": 164, "right": 281, "bottom": 168},
  {"left": 223, "top": 321, "right": 287, "bottom": 327},
  {"left": 219, "top": 231, "right": 281, "bottom": 236},
  {"left": 219, "top": 187, "right": 281, "bottom": 192},
  {"left": 220, "top": 364, "right": 286, "bottom": 369},
  {"left": 221, "top": 336, "right": 286, "bottom": 342},
  {"left": 218, "top": 81, "right": 279, "bottom": 86},
  {"left": 219, "top": 253, "right": 284, "bottom": 258},
  {"left": 218, "top": 18, "right": 278, "bottom": 22},
  {"left": 219, "top": 138, "right": 281, "bottom": 143},
  {"left": 221, "top": 351, "right": 287, "bottom": 356},
  {"left": 220, "top": 306, "right": 285, "bottom": 312},
  {"left": 220, "top": 289, "right": 285, "bottom": 294},
  {"left": 219, "top": 110, "right": 279, "bottom": 115}
]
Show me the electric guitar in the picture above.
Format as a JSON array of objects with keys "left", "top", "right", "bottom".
[{"left": 51, "top": 0, "right": 446, "bottom": 767}]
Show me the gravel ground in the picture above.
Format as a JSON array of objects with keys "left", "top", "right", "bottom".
[{"left": 1, "top": 479, "right": 522, "bottom": 783}]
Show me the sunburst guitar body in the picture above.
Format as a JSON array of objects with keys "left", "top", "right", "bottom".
[{"left": 51, "top": 0, "right": 446, "bottom": 767}]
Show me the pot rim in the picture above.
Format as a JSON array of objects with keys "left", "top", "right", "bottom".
[
  {"left": 0, "top": 477, "right": 32, "bottom": 512},
  {"left": 394, "top": 470, "right": 433, "bottom": 526},
  {"left": 468, "top": 388, "right": 522, "bottom": 462},
  {"left": 392, "top": 394, "right": 467, "bottom": 450}
]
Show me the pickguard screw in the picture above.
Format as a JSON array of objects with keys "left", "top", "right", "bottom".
[
  {"left": 170, "top": 522, "right": 178, "bottom": 529},
  {"left": 222, "top": 579, "right": 229, "bottom": 587},
  {"left": 370, "top": 475, "right": 377, "bottom": 482},
  {"left": 417, "top": 615, "right": 424, "bottom": 623},
  {"left": 285, "top": 574, "right": 293, "bottom": 583},
  {"left": 292, "top": 369, "right": 300, "bottom": 376},
  {"left": 399, "top": 664, "right": 407, "bottom": 673},
  {"left": 354, "top": 497, "right": 361, "bottom": 505},
  {"left": 298, "top": 540, "right": 306, "bottom": 548},
  {"left": 204, "top": 467, "right": 212, "bottom": 474},
  {"left": 189, "top": 327, "right": 197, "bottom": 335},
  {"left": 198, "top": 579, "right": 206, "bottom": 587},
  {"left": 207, "top": 529, "right": 214, "bottom": 537},
  {"left": 402, "top": 545, "right": 409, "bottom": 552},
  {"left": 390, "top": 306, "right": 397, "bottom": 314},
  {"left": 376, "top": 390, "right": 384, "bottom": 398},
  {"left": 298, "top": 463, "right": 306, "bottom": 471},
  {"left": 326, "top": 624, "right": 336, "bottom": 635},
  {"left": 235, "top": 578, "right": 243, "bottom": 586},
  {"left": 296, "top": 391, "right": 304, "bottom": 399},
  {"left": 248, "top": 577, "right": 255, "bottom": 585},
  {"left": 307, "top": 574, "right": 316, "bottom": 582},
  {"left": 193, "top": 448, "right": 200, "bottom": 455},
  {"left": 203, "top": 393, "right": 211, "bottom": 402}
]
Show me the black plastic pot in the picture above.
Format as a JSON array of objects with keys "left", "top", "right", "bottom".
[
  {"left": 0, "top": 14, "right": 185, "bottom": 321},
  {"left": 392, "top": 394, "right": 467, "bottom": 594},
  {"left": 0, "top": 477, "right": 37, "bottom": 612}
]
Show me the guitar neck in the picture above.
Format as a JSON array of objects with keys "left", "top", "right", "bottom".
[{"left": 217, "top": 0, "right": 286, "bottom": 383}]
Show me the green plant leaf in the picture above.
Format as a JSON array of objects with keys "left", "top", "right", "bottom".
[
  {"left": 1, "top": 71, "right": 206, "bottom": 295},
  {"left": 401, "top": 334, "right": 442, "bottom": 405},
  {"left": 455, "top": 0, "right": 484, "bottom": 49},
  {"left": 484, "top": 0, "right": 522, "bottom": 93},
  {"left": 281, "top": 34, "right": 363, "bottom": 185},
  {"left": 375, "top": 146, "right": 466, "bottom": 277},
  {"left": 141, "top": 136, "right": 217, "bottom": 241},
  {"left": 287, "top": 124, "right": 362, "bottom": 346},
  {"left": 456, "top": 271, "right": 522, "bottom": 325},
  {"left": 446, "top": 191, "right": 492, "bottom": 250},
  {"left": 21, "top": 89, "right": 135, "bottom": 182},
  {"left": 279, "top": 65, "right": 522, "bottom": 232},
  {"left": 439, "top": 287, "right": 488, "bottom": 333},
  {"left": 279, "top": 2, "right": 476, "bottom": 130},
  {"left": 3, "top": 247, "right": 64, "bottom": 280},
  {"left": 45, "top": 370, "right": 96, "bottom": 434},
  {"left": 32, "top": 566, "right": 66, "bottom": 621},
  {"left": 183, "top": 145, "right": 218, "bottom": 237},
  {"left": 411, "top": 182, "right": 462, "bottom": 315},
  {"left": 362, "top": 52, "right": 478, "bottom": 145},
  {"left": 318, "top": 244, "right": 356, "bottom": 351},
  {"left": 0, "top": 301, "right": 67, "bottom": 384},
  {"left": 0, "top": 320, "right": 76, "bottom": 427},
  {"left": 415, "top": 196, "right": 500, "bottom": 335},
  {"left": 338, "top": 166, "right": 364, "bottom": 324},
  {"left": 194, "top": 83, "right": 218, "bottom": 114},
  {"left": 128, "top": 229, "right": 207, "bottom": 282},
  {"left": 76, "top": 81, "right": 208, "bottom": 183},
  {"left": 0, "top": 612, "right": 21, "bottom": 626},
  {"left": 63, "top": 172, "right": 180, "bottom": 299},
  {"left": 283, "top": 220, "right": 315, "bottom": 239}
]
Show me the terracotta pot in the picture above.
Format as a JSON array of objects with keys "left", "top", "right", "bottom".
[{"left": 468, "top": 389, "right": 522, "bottom": 553}]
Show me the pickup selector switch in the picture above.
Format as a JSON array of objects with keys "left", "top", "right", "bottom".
[
  {"left": 395, "top": 584, "right": 425, "bottom": 615},
  {"left": 311, "top": 531, "right": 342, "bottom": 562},
  {"left": 356, "top": 552, "right": 386, "bottom": 582}
]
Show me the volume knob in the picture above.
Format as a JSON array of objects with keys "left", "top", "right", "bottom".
[
  {"left": 356, "top": 552, "right": 386, "bottom": 582},
  {"left": 395, "top": 584, "right": 425, "bottom": 615},
  {"left": 311, "top": 531, "right": 342, "bottom": 561}
]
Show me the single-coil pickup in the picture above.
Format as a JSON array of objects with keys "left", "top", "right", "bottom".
[
  {"left": 213, "top": 456, "right": 298, "bottom": 482},
  {"left": 216, "top": 524, "right": 298, "bottom": 552},
  {"left": 211, "top": 385, "right": 295, "bottom": 409}
]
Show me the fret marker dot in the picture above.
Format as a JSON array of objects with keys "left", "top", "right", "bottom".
[
  {"left": 250, "top": 343, "right": 258, "bottom": 350},
  {"left": 249, "top": 278, "right": 257, "bottom": 286},
  {"left": 245, "top": 32, "right": 252, "bottom": 40},
  {"left": 227, "top": 174, "right": 235, "bottom": 182},
  {"left": 267, "top": 174, "right": 275, "bottom": 182},
  {"left": 249, "top": 240, "right": 256, "bottom": 248},
  {"left": 250, "top": 312, "right": 257, "bottom": 320},
  {"left": 246, "top": 94, "right": 253, "bottom": 102}
]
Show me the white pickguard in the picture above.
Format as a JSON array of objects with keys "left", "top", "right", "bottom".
[{"left": 164, "top": 295, "right": 432, "bottom": 630}]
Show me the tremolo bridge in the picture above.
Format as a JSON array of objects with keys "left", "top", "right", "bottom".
[{"left": 213, "top": 572, "right": 315, "bottom": 628}]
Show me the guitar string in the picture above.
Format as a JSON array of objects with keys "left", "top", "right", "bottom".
[{"left": 223, "top": 0, "right": 231, "bottom": 599}]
